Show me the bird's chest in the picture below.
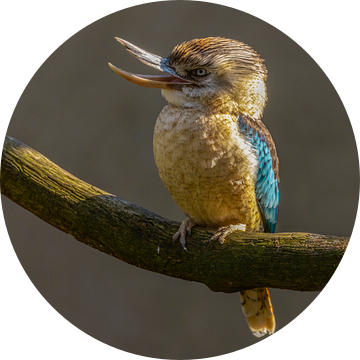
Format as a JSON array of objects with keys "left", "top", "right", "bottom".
[{"left": 153, "top": 105, "right": 259, "bottom": 228}]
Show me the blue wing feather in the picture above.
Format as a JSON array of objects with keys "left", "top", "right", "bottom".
[{"left": 238, "top": 116, "right": 279, "bottom": 233}]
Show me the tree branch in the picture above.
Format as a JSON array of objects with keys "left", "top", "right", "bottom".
[{"left": 1, "top": 136, "right": 348, "bottom": 292}]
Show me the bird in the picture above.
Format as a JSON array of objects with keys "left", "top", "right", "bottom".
[{"left": 109, "top": 36, "right": 279, "bottom": 337}]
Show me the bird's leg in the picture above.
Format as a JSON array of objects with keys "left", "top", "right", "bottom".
[
  {"left": 209, "top": 223, "right": 246, "bottom": 244},
  {"left": 173, "top": 217, "right": 197, "bottom": 252}
]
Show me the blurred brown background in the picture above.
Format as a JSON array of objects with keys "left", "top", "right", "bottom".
[{"left": 2, "top": 1, "right": 358, "bottom": 358}]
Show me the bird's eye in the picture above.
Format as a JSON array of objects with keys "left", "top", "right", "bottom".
[{"left": 195, "top": 68, "right": 208, "bottom": 76}]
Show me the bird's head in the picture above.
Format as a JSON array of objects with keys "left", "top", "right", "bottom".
[{"left": 109, "top": 37, "right": 267, "bottom": 119}]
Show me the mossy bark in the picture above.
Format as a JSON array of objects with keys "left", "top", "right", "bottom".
[{"left": 1, "top": 136, "right": 349, "bottom": 292}]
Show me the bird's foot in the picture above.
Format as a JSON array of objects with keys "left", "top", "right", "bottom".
[
  {"left": 173, "top": 217, "right": 197, "bottom": 252},
  {"left": 209, "top": 223, "right": 246, "bottom": 244}
]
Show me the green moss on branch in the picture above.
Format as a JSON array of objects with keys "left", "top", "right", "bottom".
[{"left": 1, "top": 136, "right": 349, "bottom": 292}]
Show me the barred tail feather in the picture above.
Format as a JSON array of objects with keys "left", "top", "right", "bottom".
[{"left": 240, "top": 287, "right": 275, "bottom": 337}]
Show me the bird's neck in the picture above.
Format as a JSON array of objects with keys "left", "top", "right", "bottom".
[
  {"left": 233, "top": 76, "right": 267, "bottom": 119},
  {"left": 161, "top": 77, "right": 266, "bottom": 119}
]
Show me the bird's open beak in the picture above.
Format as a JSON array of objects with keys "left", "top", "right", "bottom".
[{"left": 109, "top": 37, "right": 191, "bottom": 89}]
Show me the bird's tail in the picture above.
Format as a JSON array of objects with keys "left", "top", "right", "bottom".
[{"left": 240, "top": 287, "right": 275, "bottom": 337}]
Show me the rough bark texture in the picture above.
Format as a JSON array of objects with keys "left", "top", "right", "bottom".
[{"left": 1, "top": 136, "right": 349, "bottom": 292}]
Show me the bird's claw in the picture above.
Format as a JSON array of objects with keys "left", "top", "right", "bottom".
[
  {"left": 173, "top": 217, "right": 196, "bottom": 251},
  {"left": 208, "top": 223, "right": 246, "bottom": 245}
]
